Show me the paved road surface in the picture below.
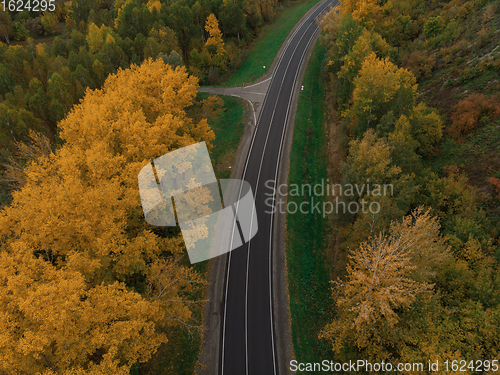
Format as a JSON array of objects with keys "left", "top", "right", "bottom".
[{"left": 221, "top": 1, "right": 338, "bottom": 374}]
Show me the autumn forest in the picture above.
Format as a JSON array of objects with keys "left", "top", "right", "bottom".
[
  {"left": 1, "top": 0, "right": 500, "bottom": 373},
  {"left": 312, "top": 0, "right": 500, "bottom": 369}
]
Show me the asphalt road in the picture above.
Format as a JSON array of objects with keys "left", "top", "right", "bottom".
[{"left": 220, "top": 1, "right": 338, "bottom": 374}]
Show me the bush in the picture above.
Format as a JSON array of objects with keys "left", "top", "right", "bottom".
[
  {"left": 448, "top": 93, "right": 500, "bottom": 141},
  {"left": 25, "top": 17, "right": 44, "bottom": 36},
  {"left": 13, "top": 22, "right": 30, "bottom": 41},
  {"left": 157, "top": 50, "right": 183, "bottom": 68},
  {"left": 41, "top": 12, "right": 58, "bottom": 35},
  {"left": 402, "top": 49, "right": 436, "bottom": 79},
  {"left": 208, "top": 66, "right": 220, "bottom": 84},
  {"left": 440, "top": 20, "right": 461, "bottom": 45},
  {"left": 489, "top": 177, "right": 500, "bottom": 199},
  {"left": 458, "top": 2, "right": 473, "bottom": 20},
  {"left": 424, "top": 16, "right": 445, "bottom": 39},
  {"left": 458, "top": 66, "right": 479, "bottom": 84}
]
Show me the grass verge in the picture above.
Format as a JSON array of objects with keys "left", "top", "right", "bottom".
[
  {"left": 135, "top": 94, "right": 246, "bottom": 375},
  {"left": 285, "top": 40, "right": 334, "bottom": 371},
  {"left": 208, "top": 95, "right": 247, "bottom": 180},
  {"left": 224, "top": 0, "right": 322, "bottom": 86}
]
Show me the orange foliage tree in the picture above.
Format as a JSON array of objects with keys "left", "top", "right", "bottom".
[
  {"left": 449, "top": 93, "right": 500, "bottom": 141},
  {"left": 489, "top": 177, "right": 500, "bottom": 199}
]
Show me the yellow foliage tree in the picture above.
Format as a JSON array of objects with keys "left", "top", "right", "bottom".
[
  {"left": 148, "top": 0, "right": 162, "bottom": 13},
  {"left": 343, "top": 129, "right": 401, "bottom": 185},
  {"left": 338, "top": 29, "right": 390, "bottom": 83},
  {"left": 320, "top": 208, "right": 450, "bottom": 359},
  {"left": 345, "top": 52, "right": 417, "bottom": 135},
  {"left": 0, "top": 59, "right": 210, "bottom": 373},
  {"left": 340, "top": 129, "right": 416, "bottom": 250},
  {"left": 340, "top": 0, "right": 381, "bottom": 27},
  {"left": 204, "top": 13, "right": 226, "bottom": 66},
  {"left": 59, "top": 58, "right": 213, "bottom": 158},
  {"left": 319, "top": 6, "right": 342, "bottom": 49},
  {"left": 86, "top": 23, "right": 112, "bottom": 54},
  {"left": 0, "top": 245, "right": 168, "bottom": 374}
]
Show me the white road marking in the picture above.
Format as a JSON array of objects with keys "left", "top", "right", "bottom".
[
  {"left": 242, "top": 91, "right": 267, "bottom": 95},
  {"left": 247, "top": 19, "right": 317, "bottom": 375},
  {"left": 243, "top": 77, "right": 272, "bottom": 89},
  {"left": 229, "top": 95, "right": 257, "bottom": 128},
  {"left": 220, "top": 1, "right": 336, "bottom": 374}
]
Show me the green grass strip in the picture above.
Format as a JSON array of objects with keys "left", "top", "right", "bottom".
[
  {"left": 224, "top": 0, "right": 322, "bottom": 86},
  {"left": 285, "top": 40, "right": 334, "bottom": 372},
  {"left": 209, "top": 95, "right": 247, "bottom": 179}
]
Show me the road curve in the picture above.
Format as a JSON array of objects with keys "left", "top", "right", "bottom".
[{"left": 220, "top": 1, "right": 338, "bottom": 374}]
